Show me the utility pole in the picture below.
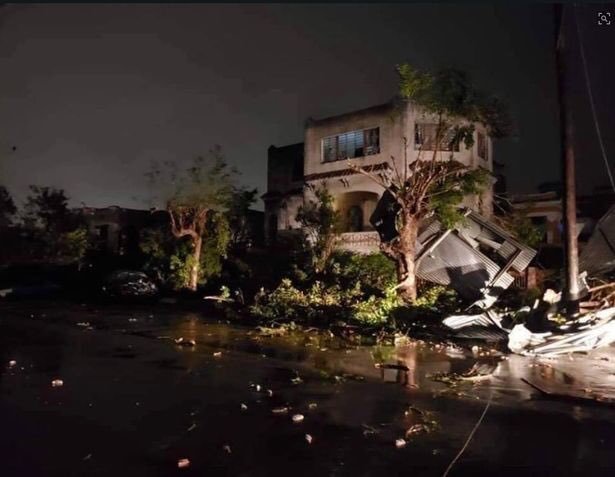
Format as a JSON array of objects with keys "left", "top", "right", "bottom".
[{"left": 554, "top": 4, "right": 580, "bottom": 315}]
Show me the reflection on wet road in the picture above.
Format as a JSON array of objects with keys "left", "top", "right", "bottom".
[{"left": 2, "top": 301, "right": 615, "bottom": 476}]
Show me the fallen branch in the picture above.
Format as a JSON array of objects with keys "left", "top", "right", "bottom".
[{"left": 203, "top": 295, "right": 234, "bottom": 303}]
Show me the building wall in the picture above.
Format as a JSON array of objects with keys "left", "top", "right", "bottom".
[
  {"left": 304, "top": 100, "right": 494, "bottom": 221},
  {"left": 266, "top": 100, "right": 495, "bottom": 247},
  {"left": 263, "top": 143, "right": 305, "bottom": 244},
  {"left": 511, "top": 194, "right": 563, "bottom": 245}
]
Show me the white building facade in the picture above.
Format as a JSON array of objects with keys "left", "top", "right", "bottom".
[{"left": 264, "top": 100, "right": 494, "bottom": 253}]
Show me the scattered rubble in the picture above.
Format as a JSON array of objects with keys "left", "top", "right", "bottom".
[
  {"left": 443, "top": 282, "right": 615, "bottom": 357},
  {"left": 291, "top": 414, "right": 304, "bottom": 423},
  {"left": 177, "top": 458, "right": 190, "bottom": 469},
  {"left": 428, "top": 362, "right": 496, "bottom": 386},
  {"left": 305, "top": 434, "right": 313, "bottom": 444},
  {"left": 51, "top": 379, "right": 64, "bottom": 388},
  {"left": 509, "top": 308, "right": 615, "bottom": 356},
  {"left": 395, "top": 438, "right": 407, "bottom": 449},
  {"left": 174, "top": 337, "right": 196, "bottom": 347}
]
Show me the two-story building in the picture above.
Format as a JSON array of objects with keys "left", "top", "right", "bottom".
[{"left": 264, "top": 99, "right": 494, "bottom": 253}]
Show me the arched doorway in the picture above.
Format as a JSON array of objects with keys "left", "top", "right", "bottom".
[
  {"left": 337, "top": 191, "right": 379, "bottom": 232},
  {"left": 347, "top": 206, "right": 363, "bottom": 232}
]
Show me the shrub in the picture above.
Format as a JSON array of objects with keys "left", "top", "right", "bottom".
[
  {"left": 250, "top": 277, "right": 400, "bottom": 326},
  {"left": 249, "top": 253, "right": 461, "bottom": 329},
  {"left": 353, "top": 286, "right": 403, "bottom": 326},
  {"left": 414, "top": 283, "right": 459, "bottom": 312},
  {"left": 328, "top": 251, "right": 396, "bottom": 295},
  {"left": 250, "top": 279, "right": 309, "bottom": 321}
]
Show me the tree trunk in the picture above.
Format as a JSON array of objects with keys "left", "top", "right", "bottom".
[
  {"left": 395, "top": 213, "right": 419, "bottom": 303},
  {"left": 188, "top": 236, "right": 203, "bottom": 291}
]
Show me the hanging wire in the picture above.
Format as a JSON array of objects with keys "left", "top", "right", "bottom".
[
  {"left": 573, "top": 4, "right": 615, "bottom": 192},
  {"left": 441, "top": 391, "right": 493, "bottom": 477}
]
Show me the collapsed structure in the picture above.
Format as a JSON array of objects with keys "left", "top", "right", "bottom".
[{"left": 443, "top": 206, "right": 615, "bottom": 357}]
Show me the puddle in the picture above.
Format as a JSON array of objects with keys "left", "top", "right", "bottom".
[{"left": 2, "top": 302, "right": 615, "bottom": 476}]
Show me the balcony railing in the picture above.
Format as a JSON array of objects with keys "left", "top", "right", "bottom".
[{"left": 336, "top": 231, "right": 381, "bottom": 254}]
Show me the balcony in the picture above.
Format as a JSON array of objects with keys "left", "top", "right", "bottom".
[{"left": 336, "top": 231, "right": 381, "bottom": 254}]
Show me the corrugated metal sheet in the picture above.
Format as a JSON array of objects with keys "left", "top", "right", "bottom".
[
  {"left": 369, "top": 193, "right": 538, "bottom": 307},
  {"left": 579, "top": 204, "right": 615, "bottom": 276},
  {"left": 415, "top": 210, "right": 536, "bottom": 307}
]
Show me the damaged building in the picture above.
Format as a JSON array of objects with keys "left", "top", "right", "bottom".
[{"left": 264, "top": 99, "right": 494, "bottom": 253}]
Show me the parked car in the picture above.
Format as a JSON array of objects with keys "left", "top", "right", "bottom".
[{"left": 102, "top": 270, "right": 158, "bottom": 298}]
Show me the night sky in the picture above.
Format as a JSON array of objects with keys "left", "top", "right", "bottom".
[{"left": 0, "top": 3, "right": 613, "bottom": 210}]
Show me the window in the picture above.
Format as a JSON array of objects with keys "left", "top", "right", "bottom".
[
  {"left": 322, "top": 127, "right": 379, "bottom": 163},
  {"left": 477, "top": 132, "right": 488, "bottom": 161},
  {"left": 414, "top": 123, "right": 459, "bottom": 152}
]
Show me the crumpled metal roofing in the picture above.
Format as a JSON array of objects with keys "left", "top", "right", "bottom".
[
  {"left": 370, "top": 199, "right": 537, "bottom": 309},
  {"left": 579, "top": 204, "right": 615, "bottom": 276}
]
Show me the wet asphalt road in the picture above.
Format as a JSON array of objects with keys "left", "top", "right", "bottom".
[{"left": 2, "top": 300, "right": 615, "bottom": 476}]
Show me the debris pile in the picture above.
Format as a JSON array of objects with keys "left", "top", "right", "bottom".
[
  {"left": 425, "top": 205, "right": 615, "bottom": 357},
  {"left": 508, "top": 307, "right": 615, "bottom": 356},
  {"left": 580, "top": 281, "right": 615, "bottom": 313}
]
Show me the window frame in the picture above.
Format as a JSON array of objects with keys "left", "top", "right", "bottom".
[
  {"left": 477, "top": 131, "right": 488, "bottom": 161},
  {"left": 321, "top": 127, "right": 380, "bottom": 163},
  {"left": 414, "top": 123, "right": 460, "bottom": 152}
]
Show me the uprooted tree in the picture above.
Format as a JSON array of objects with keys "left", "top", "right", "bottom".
[
  {"left": 352, "top": 64, "right": 512, "bottom": 303},
  {"left": 146, "top": 146, "right": 238, "bottom": 291}
]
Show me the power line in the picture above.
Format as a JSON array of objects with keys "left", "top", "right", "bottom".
[{"left": 574, "top": 4, "right": 615, "bottom": 192}]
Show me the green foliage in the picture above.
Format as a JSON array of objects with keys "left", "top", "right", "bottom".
[
  {"left": 200, "top": 213, "right": 231, "bottom": 282},
  {"left": 146, "top": 146, "right": 241, "bottom": 290},
  {"left": 140, "top": 226, "right": 191, "bottom": 288},
  {"left": 296, "top": 184, "right": 343, "bottom": 273},
  {"left": 511, "top": 218, "right": 543, "bottom": 248},
  {"left": 389, "top": 283, "right": 462, "bottom": 325},
  {"left": 251, "top": 278, "right": 364, "bottom": 323},
  {"left": 427, "top": 164, "right": 492, "bottom": 228},
  {"left": 140, "top": 212, "right": 231, "bottom": 290},
  {"left": 353, "top": 286, "right": 403, "bottom": 325},
  {"left": 58, "top": 227, "right": 89, "bottom": 264},
  {"left": 249, "top": 264, "right": 465, "bottom": 329},
  {"left": 147, "top": 145, "right": 238, "bottom": 214},
  {"left": 496, "top": 210, "right": 544, "bottom": 248},
  {"left": 0, "top": 186, "right": 16, "bottom": 227},
  {"left": 393, "top": 63, "right": 512, "bottom": 230},
  {"left": 328, "top": 251, "right": 397, "bottom": 294},
  {"left": 397, "top": 64, "right": 513, "bottom": 138},
  {"left": 250, "top": 277, "right": 403, "bottom": 327},
  {"left": 413, "top": 283, "right": 459, "bottom": 311}
]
